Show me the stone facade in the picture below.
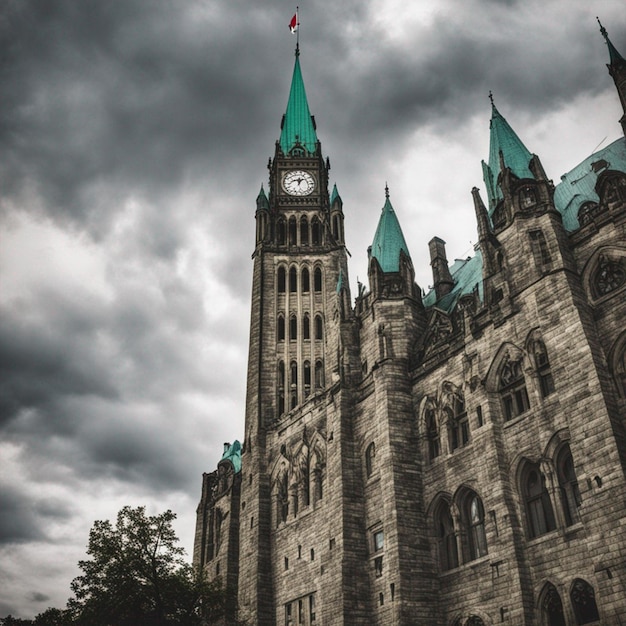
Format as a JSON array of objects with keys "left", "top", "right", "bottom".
[{"left": 194, "top": 29, "right": 626, "bottom": 626}]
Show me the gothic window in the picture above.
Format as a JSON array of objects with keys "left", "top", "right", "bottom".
[
  {"left": 277, "top": 472, "right": 289, "bottom": 524},
  {"left": 314, "top": 267, "right": 323, "bottom": 292},
  {"left": 599, "top": 173, "right": 626, "bottom": 205},
  {"left": 591, "top": 254, "right": 626, "bottom": 298},
  {"left": 289, "top": 216, "right": 297, "bottom": 245},
  {"left": 365, "top": 442, "right": 376, "bottom": 478},
  {"left": 303, "top": 361, "right": 311, "bottom": 396},
  {"left": 277, "top": 218, "right": 286, "bottom": 245},
  {"left": 332, "top": 215, "right": 339, "bottom": 239},
  {"left": 447, "top": 395, "right": 469, "bottom": 452},
  {"left": 315, "top": 315, "right": 323, "bottom": 340},
  {"left": 278, "top": 361, "right": 285, "bottom": 416},
  {"left": 530, "top": 336, "right": 555, "bottom": 397},
  {"left": 314, "top": 360, "right": 324, "bottom": 389},
  {"left": 465, "top": 494, "right": 488, "bottom": 561},
  {"left": 289, "top": 315, "right": 297, "bottom": 341},
  {"left": 303, "top": 314, "right": 310, "bottom": 340},
  {"left": 277, "top": 266, "right": 286, "bottom": 293},
  {"left": 289, "top": 266, "right": 298, "bottom": 292},
  {"left": 522, "top": 463, "right": 556, "bottom": 538},
  {"left": 277, "top": 315, "right": 285, "bottom": 341},
  {"left": 300, "top": 216, "right": 309, "bottom": 246},
  {"left": 436, "top": 501, "right": 458, "bottom": 571},
  {"left": 499, "top": 356, "right": 530, "bottom": 421},
  {"left": 520, "top": 185, "right": 538, "bottom": 209},
  {"left": 541, "top": 582, "right": 566, "bottom": 626},
  {"left": 557, "top": 445, "right": 581, "bottom": 526},
  {"left": 311, "top": 217, "right": 321, "bottom": 245},
  {"left": 570, "top": 579, "right": 600, "bottom": 624},
  {"left": 290, "top": 361, "right": 298, "bottom": 409},
  {"left": 528, "top": 230, "right": 553, "bottom": 272},
  {"left": 302, "top": 267, "right": 310, "bottom": 292},
  {"left": 613, "top": 336, "right": 626, "bottom": 397},
  {"left": 425, "top": 408, "right": 440, "bottom": 461},
  {"left": 466, "top": 618, "right": 486, "bottom": 626}
]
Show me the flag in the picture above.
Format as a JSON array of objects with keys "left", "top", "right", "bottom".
[{"left": 289, "top": 13, "right": 298, "bottom": 33}]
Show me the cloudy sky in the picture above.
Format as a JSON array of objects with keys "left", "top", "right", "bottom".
[{"left": 1, "top": 0, "right": 625, "bottom": 617}]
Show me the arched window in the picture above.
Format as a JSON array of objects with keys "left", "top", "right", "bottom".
[
  {"left": 311, "top": 217, "right": 321, "bottom": 245},
  {"left": 278, "top": 361, "right": 285, "bottom": 416},
  {"left": 314, "top": 267, "right": 323, "bottom": 292},
  {"left": 303, "top": 314, "right": 310, "bottom": 340},
  {"left": 277, "top": 472, "right": 289, "bottom": 524},
  {"left": 570, "top": 579, "right": 600, "bottom": 625},
  {"left": 365, "top": 442, "right": 375, "bottom": 478},
  {"left": 466, "top": 618, "right": 486, "bottom": 626},
  {"left": 522, "top": 463, "right": 555, "bottom": 538},
  {"left": 302, "top": 267, "right": 310, "bottom": 293},
  {"left": 277, "top": 218, "right": 286, "bottom": 245},
  {"left": 519, "top": 185, "right": 537, "bottom": 209},
  {"left": 289, "top": 315, "right": 297, "bottom": 342},
  {"left": 277, "top": 314, "right": 285, "bottom": 341},
  {"left": 436, "top": 501, "right": 458, "bottom": 571},
  {"left": 289, "top": 267, "right": 297, "bottom": 292},
  {"left": 540, "top": 582, "right": 566, "bottom": 626},
  {"left": 277, "top": 266, "right": 286, "bottom": 293},
  {"left": 425, "top": 408, "right": 440, "bottom": 461},
  {"left": 447, "top": 393, "right": 469, "bottom": 452},
  {"left": 289, "top": 216, "right": 297, "bottom": 245},
  {"left": 578, "top": 201, "right": 598, "bottom": 226},
  {"left": 465, "top": 494, "right": 487, "bottom": 560},
  {"left": 530, "top": 336, "right": 555, "bottom": 397},
  {"left": 499, "top": 355, "right": 530, "bottom": 421},
  {"left": 290, "top": 361, "right": 298, "bottom": 409},
  {"left": 303, "top": 361, "right": 311, "bottom": 396},
  {"left": 557, "top": 445, "right": 581, "bottom": 526},
  {"left": 332, "top": 215, "right": 339, "bottom": 239},
  {"left": 591, "top": 254, "right": 626, "bottom": 298},
  {"left": 314, "top": 360, "right": 324, "bottom": 389},
  {"left": 315, "top": 315, "right": 323, "bottom": 341},
  {"left": 300, "top": 216, "right": 309, "bottom": 246}
]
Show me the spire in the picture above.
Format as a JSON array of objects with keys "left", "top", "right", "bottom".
[
  {"left": 482, "top": 98, "right": 534, "bottom": 211},
  {"left": 256, "top": 184, "right": 269, "bottom": 211},
  {"left": 369, "top": 187, "right": 411, "bottom": 273},
  {"left": 279, "top": 52, "right": 318, "bottom": 155},
  {"left": 330, "top": 183, "right": 341, "bottom": 206},
  {"left": 598, "top": 17, "right": 625, "bottom": 65}
]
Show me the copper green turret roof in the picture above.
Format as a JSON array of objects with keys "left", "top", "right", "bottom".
[
  {"left": 220, "top": 440, "right": 242, "bottom": 473},
  {"left": 279, "top": 52, "right": 318, "bottom": 155},
  {"left": 256, "top": 184, "right": 269, "bottom": 211},
  {"left": 369, "top": 188, "right": 411, "bottom": 273},
  {"left": 330, "top": 183, "right": 341, "bottom": 205},
  {"left": 482, "top": 102, "right": 534, "bottom": 212},
  {"left": 598, "top": 18, "right": 625, "bottom": 65}
]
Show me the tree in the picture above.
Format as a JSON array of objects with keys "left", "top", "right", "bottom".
[{"left": 66, "top": 506, "right": 224, "bottom": 626}]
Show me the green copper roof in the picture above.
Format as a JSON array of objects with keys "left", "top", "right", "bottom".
[
  {"left": 220, "top": 440, "right": 242, "bottom": 473},
  {"left": 330, "top": 183, "right": 341, "bottom": 205},
  {"left": 256, "top": 184, "right": 269, "bottom": 210},
  {"left": 482, "top": 103, "right": 534, "bottom": 212},
  {"left": 554, "top": 137, "right": 626, "bottom": 231},
  {"left": 279, "top": 53, "right": 318, "bottom": 155},
  {"left": 423, "top": 251, "right": 484, "bottom": 313},
  {"left": 370, "top": 191, "right": 411, "bottom": 273},
  {"left": 599, "top": 19, "right": 625, "bottom": 65}
]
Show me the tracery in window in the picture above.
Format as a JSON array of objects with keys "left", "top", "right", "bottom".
[
  {"left": 465, "top": 494, "right": 488, "bottom": 561},
  {"left": 499, "top": 355, "right": 530, "bottom": 421},
  {"left": 522, "top": 462, "right": 556, "bottom": 538},
  {"left": 435, "top": 501, "right": 458, "bottom": 571},
  {"left": 570, "top": 579, "right": 600, "bottom": 625},
  {"left": 529, "top": 334, "right": 555, "bottom": 397},
  {"left": 541, "top": 582, "right": 566, "bottom": 626},
  {"left": 557, "top": 445, "right": 581, "bottom": 526},
  {"left": 591, "top": 254, "right": 626, "bottom": 298}
]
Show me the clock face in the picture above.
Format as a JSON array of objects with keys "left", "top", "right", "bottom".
[{"left": 282, "top": 170, "right": 316, "bottom": 196}]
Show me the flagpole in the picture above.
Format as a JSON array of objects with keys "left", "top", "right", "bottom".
[{"left": 296, "top": 6, "right": 300, "bottom": 54}]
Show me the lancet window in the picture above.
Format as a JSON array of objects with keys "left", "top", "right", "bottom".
[
  {"left": 314, "top": 267, "right": 323, "bottom": 292},
  {"left": 540, "top": 582, "right": 566, "bottom": 626},
  {"left": 465, "top": 494, "right": 488, "bottom": 561},
  {"left": 557, "top": 445, "right": 581, "bottom": 526},
  {"left": 499, "top": 355, "right": 530, "bottom": 421},
  {"left": 570, "top": 579, "right": 600, "bottom": 625},
  {"left": 315, "top": 315, "right": 323, "bottom": 341},
  {"left": 302, "top": 267, "right": 310, "bottom": 292},
  {"left": 289, "top": 216, "right": 297, "bottom": 245},
  {"left": 289, "top": 267, "right": 298, "bottom": 292},
  {"left": 425, "top": 407, "right": 440, "bottom": 461},
  {"left": 303, "top": 314, "right": 310, "bottom": 340},
  {"left": 277, "top": 266, "right": 286, "bottom": 293},
  {"left": 447, "top": 394, "right": 469, "bottom": 452},
  {"left": 300, "top": 216, "right": 309, "bottom": 246},
  {"left": 529, "top": 334, "right": 555, "bottom": 397},
  {"left": 522, "top": 462, "right": 555, "bottom": 538},
  {"left": 277, "top": 315, "right": 285, "bottom": 341},
  {"left": 435, "top": 501, "right": 458, "bottom": 571}
]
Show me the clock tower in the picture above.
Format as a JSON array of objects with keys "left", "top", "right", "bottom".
[{"left": 238, "top": 46, "right": 354, "bottom": 624}]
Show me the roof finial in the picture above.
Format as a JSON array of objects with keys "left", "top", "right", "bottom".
[
  {"left": 597, "top": 16, "right": 608, "bottom": 41},
  {"left": 385, "top": 182, "right": 389, "bottom": 199},
  {"left": 488, "top": 91, "right": 494, "bottom": 106}
]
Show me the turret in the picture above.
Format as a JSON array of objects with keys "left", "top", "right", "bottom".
[
  {"left": 598, "top": 18, "right": 626, "bottom": 137},
  {"left": 428, "top": 237, "right": 454, "bottom": 300}
]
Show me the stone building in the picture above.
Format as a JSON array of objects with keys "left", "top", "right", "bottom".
[{"left": 194, "top": 22, "right": 626, "bottom": 626}]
